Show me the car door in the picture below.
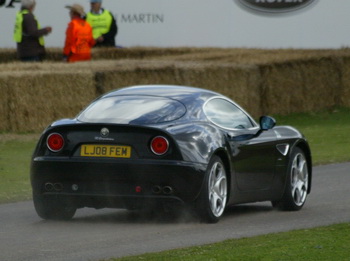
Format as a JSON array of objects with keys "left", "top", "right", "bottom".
[
  {"left": 229, "top": 129, "right": 278, "bottom": 191},
  {"left": 204, "top": 97, "right": 278, "bottom": 192}
]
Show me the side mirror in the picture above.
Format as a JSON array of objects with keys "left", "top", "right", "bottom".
[{"left": 260, "top": 116, "right": 276, "bottom": 131}]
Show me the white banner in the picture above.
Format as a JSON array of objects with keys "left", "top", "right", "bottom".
[{"left": 0, "top": 0, "right": 349, "bottom": 49}]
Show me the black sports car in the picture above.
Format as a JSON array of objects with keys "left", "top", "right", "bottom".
[{"left": 30, "top": 85, "right": 312, "bottom": 223}]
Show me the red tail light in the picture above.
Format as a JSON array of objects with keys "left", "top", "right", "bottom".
[
  {"left": 47, "top": 133, "right": 64, "bottom": 152},
  {"left": 151, "top": 136, "right": 169, "bottom": 155}
]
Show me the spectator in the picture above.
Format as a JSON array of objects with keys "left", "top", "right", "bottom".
[
  {"left": 86, "top": 0, "right": 117, "bottom": 47},
  {"left": 63, "top": 4, "right": 95, "bottom": 63},
  {"left": 13, "top": 0, "right": 52, "bottom": 62}
]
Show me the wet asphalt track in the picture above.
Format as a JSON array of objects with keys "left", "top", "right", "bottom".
[{"left": 1, "top": 162, "right": 349, "bottom": 261}]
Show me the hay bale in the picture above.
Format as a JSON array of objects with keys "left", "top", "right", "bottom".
[
  {"left": 0, "top": 49, "right": 17, "bottom": 63},
  {"left": 90, "top": 47, "right": 206, "bottom": 61},
  {"left": 92, "top": 60, "right": 263, "bottom": 116},
  {"left": 176, "top": 62, "right": 263, "bottom": 117},
  {"left": 261, "top": 58, "right": 341, "bottom": 115},
  {"left": 301, "top": 58, "right": 341, "bottom": 110},
  {"left": 6, "top": 71, "right": 96, "bottom": 132},
  {"left": 339, "top": 56, "right": 350, "bottom": 107},
  {"left": 95, "top": 60, "right": 180, "bottom": 94},
  {"left": 260, "top": 63, "right": 304, "bottom": 115},
  {"left": 3, "top": 46, "right": 350, "bottom": 64},
  {"left": 2, "top": 48, "right": 350, "bottom": 133},
  {"left": 0, "top": 76, "right": 10, "bottom": 131}
]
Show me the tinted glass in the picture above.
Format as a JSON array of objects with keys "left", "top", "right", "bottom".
[
  {"left": 204, "top": 98, "right": 255, "bottom": 129},
  {"left": 78, "top": 95, "right": 186, "bottom": 124}
]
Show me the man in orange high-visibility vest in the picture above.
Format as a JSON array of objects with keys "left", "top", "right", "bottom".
[{"left": 63, "top": 4, "right": 95, "bottom": 63}]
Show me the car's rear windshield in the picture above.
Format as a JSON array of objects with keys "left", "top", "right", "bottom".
[{"left": 77, "top": 95, "right": 187, "bottom": 124}]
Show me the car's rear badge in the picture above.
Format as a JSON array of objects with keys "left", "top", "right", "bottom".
[
  {"left": 100, "top": 128, "right": 109, "bottom": 137},
  {"left": 95, "top": 128, "right": 114, "bottom": 141},
  {"left": 235, "top": 0, "right": 318, "bottom": 14}
]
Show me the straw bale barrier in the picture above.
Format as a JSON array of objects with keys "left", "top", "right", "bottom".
[
  {"left": 259, "top": 57, "right": 342, "bottom": 115},
  {"left": 1, "top": 47, "right": 350, "bottom": 132},
  {"left": 173, "top": 63, "right": 262, "bottom": 116},
  {"left": 339, "top": 56, "right": 350, "bottom": 107},
  {"left": 98, "top": 61, "right": 180, "bottom": 94},
  {"left": 93, "top": 61, "right": 262, "bottom": 116},
  {"left": 0, "top": 70, "right": 95, "bottom": 132},
  {"left": 0, "top": 49, "right": 17, "bottom": 63},
  {"left": 3, "top": 47, "right": 350, "bottom": 64},
  {"left": 0, "top": 76, "right": 10, "bottom": 131}
]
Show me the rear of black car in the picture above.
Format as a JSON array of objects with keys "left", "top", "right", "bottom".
[
  {"left": 30, "top": 123, "right": 207, "bottom": 212},
  {"left": 30, "top": 92, "right": 211, "bottom": 218}
]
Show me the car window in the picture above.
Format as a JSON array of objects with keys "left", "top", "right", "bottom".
[
  {"left": 77, "top": 95, "right": 186, "bottom": 124},
  {"left": 204, "top": 98, "right": 256, "bottom": 129}
]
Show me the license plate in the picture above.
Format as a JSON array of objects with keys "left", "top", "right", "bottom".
[{"left": 80, "top": 144, "right": 131, "bottom": 158}]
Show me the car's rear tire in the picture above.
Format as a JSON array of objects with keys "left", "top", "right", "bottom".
[
  {"left": 196, "top": 155, "right": 228, "bottom": 223},
  {"left": 272, "top": 147, "right": 309, "bottom": 211},
  {"left": 33, "top": 193, "right": 76, "bottom": 220}
]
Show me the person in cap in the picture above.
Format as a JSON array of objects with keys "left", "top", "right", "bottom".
[
  {"left": 13, "top": 0, "right": 52, "bottom": 62},
  {"left": 85, "top": 0, "right": 118, "bottom": 47},
  {"left": 63, "top": 4, "right": 95, "bottom": 62}
]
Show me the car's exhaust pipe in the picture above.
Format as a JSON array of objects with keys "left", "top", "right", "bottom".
[
  {"left": 44, "top": 182, "right": 63, "bottom": 192},
  {"left": 152, "top": 185, "right": 174, "bottom": 195},
  {"left": 44, "top": 182, "right": 54, "bottom": 192},
  {"left": 162, "top": 186, "right": 174, "bottom": 195},
  {"left": 152, "top": 185, "right": 162, "bottom": 194}
]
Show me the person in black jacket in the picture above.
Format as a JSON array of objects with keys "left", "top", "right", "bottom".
[
  {"left": 85, "top": 0, "right": 117, "bottom": 47},
  {"left": 13, "top": 0, "right": 52, "bottom": 61}
]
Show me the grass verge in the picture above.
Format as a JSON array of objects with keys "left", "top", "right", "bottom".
[
  {"left": 273, "top": 107, "right": 350, "bottom": 165},
  {"left": 0, "top": 134, "right": 38, "bottom": 204},
  {"left": 106, "top": 223, "right": 350, "bottom": 261}
]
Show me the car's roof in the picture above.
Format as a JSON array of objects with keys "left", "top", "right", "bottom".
[{"left": 102, "top": 85, "right": 222, "bottom": 104}]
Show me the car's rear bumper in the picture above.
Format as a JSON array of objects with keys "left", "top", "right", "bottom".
[{"left": 31, "top": 157, "right": 207, "bottom": 209}]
